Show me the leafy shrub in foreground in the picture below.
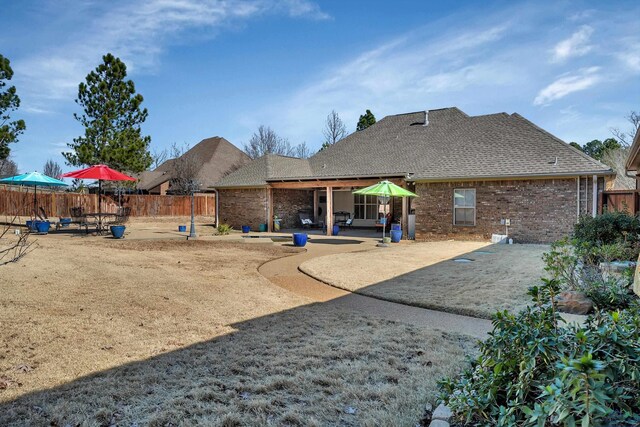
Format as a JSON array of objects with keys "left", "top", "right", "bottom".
[
  {"left": 439, "top": 279, "right": 640, "bottom": 426},
  {"left": 543, "top": 238, "right": 636, "bottom": 311}
]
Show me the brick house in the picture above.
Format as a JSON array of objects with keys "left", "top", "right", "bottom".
[{"left": 213, "top": 108, "right": 613, "bottom": 243}]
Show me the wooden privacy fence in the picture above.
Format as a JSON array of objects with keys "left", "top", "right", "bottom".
[
  {"left": 602, "top": 190, "right": 640, "bottom": 215},
  {"left": 0, "top": 186, "right": 215, "bottom": 217}
]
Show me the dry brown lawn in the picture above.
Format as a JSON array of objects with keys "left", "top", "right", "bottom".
[
  {"left": 300, "top": 241, "right": 549, "bottom": 319},
  {"left": 0, "top": 233, "right": 474, "bottom": 426}
]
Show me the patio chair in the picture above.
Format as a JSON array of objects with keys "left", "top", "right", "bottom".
[
  {"left": 298, "top": 211, "right": 319, "bottom": 228},
  {"left": 70, "top": 206, "right": 92, "bottom": 233},
  {"left": 375, "top": 212, "right": 392, "bottom": 232}
]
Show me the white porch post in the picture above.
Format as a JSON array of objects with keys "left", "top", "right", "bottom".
[
  {"left": 592, "top": 175, "right": 597, "bottom": 218},
  {"left": 313, "top": 189, "right": 319, "bottom": 224},
  {"left": 326, "top": 186, "right": 333, "bottom": 236}
]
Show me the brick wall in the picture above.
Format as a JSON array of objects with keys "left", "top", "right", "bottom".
[
  {"left": 273, "top": 189, "right": 314, "bottom": 229},
  {"left": 413, "top": 178, "right": 603, "bottom": 243},
  {"left": 218, "top": 188, "right": 267, "bottom": 230}
]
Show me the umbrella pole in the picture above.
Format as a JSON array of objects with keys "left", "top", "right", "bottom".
[
  {"left": 34, "top": 185, "right": 37, "bottom": 219},
  {"left": 98, "top": 180, "right": 102, "bottom": 233}
]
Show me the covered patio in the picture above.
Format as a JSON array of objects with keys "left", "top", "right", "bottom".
[{"left": 266, "top": 177, "right": 414, "bottom": 238}]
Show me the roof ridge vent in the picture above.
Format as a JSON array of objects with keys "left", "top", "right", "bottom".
[{"left": 423, "top": 110, "right": 429, "bottom": 126}]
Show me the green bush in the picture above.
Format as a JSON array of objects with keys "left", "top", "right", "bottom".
[
  {"left": 543, "top": 235, "right": 636, "bottom": 311},
  {"left": 573, "top": 212, "right": 640, "bottom": 262},
  {"left": 216, "top": 223, "right": 233, "bottom": 235},
  {"left": 439, "top": 280, "right": 640, "bottom": 426},
  {"left": 577, "top": 266, "right": 635, "bottom": 310}
]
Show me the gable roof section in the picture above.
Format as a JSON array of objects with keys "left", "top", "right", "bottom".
[
  {"left": 305, "top": 107, "right": 611, "bottom": 181},
  {"left": 138, "top": 137, "right": 250, "bottom": 190},
  {"left": 212, "top": 107, "right": 612, "bottom": 188},
  {"left": 214, "top": 154, "right": 311, "bottom": 188}
]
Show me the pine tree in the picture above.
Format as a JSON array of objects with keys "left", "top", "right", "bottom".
[
  {"left": 356, "top": 109, "right": 376, "bottom": 131},
  {"left": 0, "top": 54, "right": 26, "bottom": 161},
  {"left": 64, "top": 53, "right": 152, "bottom": 173}
]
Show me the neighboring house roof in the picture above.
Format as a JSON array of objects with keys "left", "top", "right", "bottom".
[
  {"left": 212, "top": 108, "right": 613, "bottom": 188},
  {"left": 625, "top": 126, "right": 640, "bottom": 172},
  {"left": 138, "top": 137, "right": 250, "bottom": 191}
]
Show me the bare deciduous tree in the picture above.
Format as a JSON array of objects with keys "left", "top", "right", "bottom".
[
  {"left": 0, "top": 157, "right": 17, "bottom": 178},
  {"left": 43, "top": 159, "right": 63, "bottom": 178},
  {"left": 1, "top": 192, "right": 36, "bottom": 266},
  {"left": 610, "top": 111, "right": 640, "bottom": 147},
  {"left": 243, "top": 125, "right": 294, "bottom": 159},
  {"left": 243, "top": 125, "right": 310, "bottom": 159},
  {"left": 601, "top": 147, "right": 634, "bottom": 190},
  {"left": 151, "top": 147, "right": 168, "bottom": 169},
  {"left": 294, "top": 142, "right": 311, "bottom": 158},
  {"left": 169, "top": 142, "right": 200, "bottom": 195},
  {"left": 321, "top": 110, "right": 348, "bottom": 150}
]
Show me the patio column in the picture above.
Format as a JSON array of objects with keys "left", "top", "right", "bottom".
[
  {"left": 267, "top": 187, "right": 274, "bottom": 232},
  {"left": 326, "top": 186, "right": 333, "bottom": 236},
  {"left": 402, "top": 195, "right": 408, "bottom": 240},
  {"left": 313, "top": 189, "right": 319, "bottom": 223}
]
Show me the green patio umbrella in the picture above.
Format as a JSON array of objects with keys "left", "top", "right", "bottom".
[
  {"left": 0, "top": 172, "right": 68, "bottom": 218},
  {"left": 352, "top": 180, "right": 417, "bottom": 246}
]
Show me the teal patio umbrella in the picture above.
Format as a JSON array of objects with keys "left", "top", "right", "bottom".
[
  {"left": 353, "top": 180, "right": 418, "bottom": 245},
  {"left": 0, "top": 172, "right": 68, "bottom": 217}
]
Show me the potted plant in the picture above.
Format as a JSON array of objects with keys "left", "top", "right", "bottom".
[{"left": 110, "top": 225, "right": 126, "bottom": 239}]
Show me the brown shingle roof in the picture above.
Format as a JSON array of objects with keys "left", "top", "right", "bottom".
[
  {"left": 138, "top": 137, "right": 250, "bottom": 191},
  {"left": 214, "top": 154, "right": 312, "bottom": 188},
  {"left": 212, "top": 107, "right": 613, "bottom": 188}
]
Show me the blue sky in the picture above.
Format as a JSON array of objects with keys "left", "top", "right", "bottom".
[{"left": 2, "top": 0, "right": 639, "bottom": 173}]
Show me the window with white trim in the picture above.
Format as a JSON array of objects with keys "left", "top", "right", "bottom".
[
  {"left": 354, "top": 194, "right": 378, "bottom": 220},
  {"left": 453, "top": 188, "right": 475, "bottom": 226}
]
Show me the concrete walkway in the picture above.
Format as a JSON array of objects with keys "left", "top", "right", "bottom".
[{"left": 259, "top": 235, "right": 492, "bottom": 338}]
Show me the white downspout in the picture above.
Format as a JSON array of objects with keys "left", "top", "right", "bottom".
[
  {"left": 576, "top": 177, "right": 580, "bottom": 220},
  {"left": 592, "top": 175, "right": 598, "bottom": 218}
]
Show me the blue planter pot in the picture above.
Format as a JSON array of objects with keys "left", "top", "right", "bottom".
[
  {"left": 391, "top": 223, "right": 401, "bottom": 231},
  {"left": 178, "top": 225, "right": 187, "bottom": 232},
  {"left": 35, "top": 221, "right": 50, "bottom": 234},
  {"left": 390, "top": 229, "right": 402, "bottom": 243},
  {"left": 293, "top": 233, "right": 308, "bottom": 247},
  {"left": 60, "top": 218, "right": 72, "bottom": 227},
  {"left": 26, "top": 220, "right": 35, "bottom": 231},
  {"left": 242, "top": 225, "right": 251, "bottom": 233},
  {"left": 332, "top": 225, "right": 340, "bottom": 235},
  {"left": 110, "top": 225, "right": 126, "bottom": 239},
  {"left": 259, "top": 223, "right": 268, "bottom": 232}
]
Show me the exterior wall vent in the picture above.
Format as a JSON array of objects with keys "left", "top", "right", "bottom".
[{"left": 423, "top": 110, "right": 429, "bottom": 126}]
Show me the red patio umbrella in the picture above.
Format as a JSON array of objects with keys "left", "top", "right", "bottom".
[{"left": 61, "top": 165, "right": 136, "bottom": 231}]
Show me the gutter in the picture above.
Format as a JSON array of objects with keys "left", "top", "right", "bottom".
[
  {"left": 411, "top": 170, "right": 614, "bottom": 183},
  {"left": 267, "top": 173, "right": 408, "bottom": 182}
]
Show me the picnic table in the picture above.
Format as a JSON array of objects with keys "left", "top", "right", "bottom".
[{"left": 83, "top": 212, "right": 118, "bottom": 234}]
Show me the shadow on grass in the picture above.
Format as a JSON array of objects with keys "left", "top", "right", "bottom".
[{"left": 0, "top": 301, "right": 474, "bottom": 426}]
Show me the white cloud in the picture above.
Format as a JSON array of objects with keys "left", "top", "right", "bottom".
[
  {"left": 551, "top": 25, "right": 594, "bottom": 62},
  {"left": 280, "top": 0, "right": 331, "bottom": 20},
  {"left": 246, "top": 21, "right": 526, "bottom": 141},
  {"left": 533, "top": 67, "right": 601, "bottom": 106},
  {"left": 616, "top": 41, "right": 640, "bottom": 72},
  {"left": 13, "top": 0, "right": 329, "bottom": 105}
]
